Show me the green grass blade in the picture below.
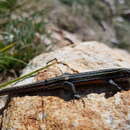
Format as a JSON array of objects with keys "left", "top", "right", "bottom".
[
  {"left": 3, "top": 55, "right": 27, "bottom": 65},
  {"left": 0, "top": 42, "right": 16, "bottom": 53},
  {"left": 0, "top": 61, "right": 57, "bottom": 89}
]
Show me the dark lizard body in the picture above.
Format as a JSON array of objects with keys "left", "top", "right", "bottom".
[{"left": 0, "top": 68, "right": 130, "bottom": 98}]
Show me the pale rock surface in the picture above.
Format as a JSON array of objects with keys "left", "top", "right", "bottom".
[{"left": 1, "top": 41, "right": 130, "bottom": 130}]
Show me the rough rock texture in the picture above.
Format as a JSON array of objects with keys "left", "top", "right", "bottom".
[{"left": 1, "top": 41, "right": 130, "bottom": 129}]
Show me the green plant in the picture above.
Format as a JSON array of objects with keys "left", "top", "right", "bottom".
[
  {"left": 0, "top": 43, "right": 27, "bottom": 71},
  {"left": 0, "top": 14, "right": 48, "bottom": 73},
  {"left": 0, "top": 0, "right": 49, "bottom": 77},
  {"left": 0, "top": 0, "right": 17, "bottom": 12}
]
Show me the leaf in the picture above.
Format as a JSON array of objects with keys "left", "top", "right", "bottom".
[
  {"left": 2, "top": 55, "right": 27, "bottom": 65},
  {"left": 0, "top": 1, "right": 9, "bottom": 9},
  {"left": 0, "top": 42, "right": 16, "bottom": 53}
]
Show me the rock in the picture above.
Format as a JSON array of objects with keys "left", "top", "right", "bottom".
[
  {"left": 48, "top": 0, "right": 117, "bottom": 46},
  {"left": 44, "top": 24, "right": 81, "bottom": 50},
  {"left": 1, "top": 41, "right": 130, "bottom": 129}
]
